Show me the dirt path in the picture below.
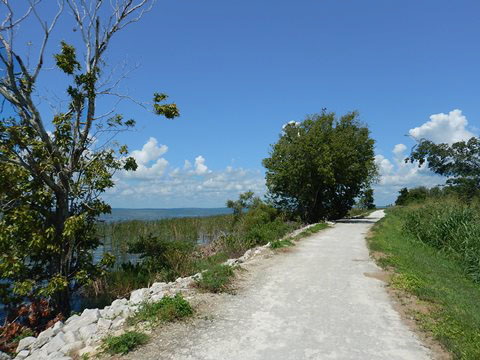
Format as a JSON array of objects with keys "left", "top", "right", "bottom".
[{"left": 124, "top": 210, "right": 432, "bottom": 359}]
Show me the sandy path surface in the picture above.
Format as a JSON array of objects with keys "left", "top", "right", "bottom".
[{"left": 125, "top": 210, "right": 432, "bottom": 360}]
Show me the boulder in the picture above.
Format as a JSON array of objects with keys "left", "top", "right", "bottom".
[
  {"left": 0, "top": 351, "right": 11, "bottom": 360},
  {"left": 129, "top": 288, "right": 150, "bottom": 305},
  {"left": 65, "top": 314, "right": 79, "bottom": 325},
  {"left": 63, "top": 309, "right": 99, "bottom": 333},
  {"left": 44, "top": 332, "right": 66, "bottom": 355},
  {"left": 78, "top": 323, "right": 97, "bottom": 342},
  {"left": 111, "top": 317, "right": 126, "bottom": 330},
  {"left": 14, "top": 350, "right": 28, "bottom": 359},
  {"left": 149, "top": 282, "right": 166, "bottom": 295},
  {"left": 52, "top": 321, "right": 64, "bottom": 335},
  {"left": 62, "top": 331, "right": 80, "bottom": 344},
  {"left": 97, "top": 318, "right": 112, "bottom": 332},
  {"left": 16, "top": 337, "right": 36, "bottom": 352},
  {"left": 59, "top": 341, "right": 84, "bottom": 355}
]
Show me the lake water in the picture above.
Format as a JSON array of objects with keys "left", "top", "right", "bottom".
[{"left": 100, "top": 207, "right": 232, "bottom": 222}]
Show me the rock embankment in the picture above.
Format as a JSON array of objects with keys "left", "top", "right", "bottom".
[{"left": 12, "top": 239, "right": 276, "bottom": 360}]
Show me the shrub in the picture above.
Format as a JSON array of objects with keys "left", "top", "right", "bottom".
[
  {"left": 103, "top": 331, "right": 149, "bottom": 355},
  {"left": 128, "top": 294, "right": 193, "bottom": 325},
  {"left": 195, "top": 264, "right": 235, "bottom": 293},
  {"left": 128, "top": 236, "right": 197, "bottom": 281}
]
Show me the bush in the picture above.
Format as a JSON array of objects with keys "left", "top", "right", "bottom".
[
  {"left": 128, "top": 294, "right": 193, "bottom": 325},
  {"left": 103, "top": 331, "right": 149, "bottom": 355},
  {"left": 128, "top": 236, "right": 197, "bottom": 281},
  {"left": 402, "top": 198, "right": 480, "bottom": 282},
  {"left": 195, "top": 264, "right": 235, "bottom": 293}
]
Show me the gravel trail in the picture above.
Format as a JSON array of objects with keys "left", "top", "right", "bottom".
[{"left": 127, "top": 210, "right": 432, "bottom": 360}]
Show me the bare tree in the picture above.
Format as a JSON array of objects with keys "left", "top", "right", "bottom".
[{"left": 0, "top": 0, "right": 178, "bottom": 318}]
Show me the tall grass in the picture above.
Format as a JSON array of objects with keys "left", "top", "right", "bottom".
[
  {"left": 402, "top": 197, "right": 480, "bottom": 282},
  {"left": 95, "top": 215, "right": 234, "bottom": 266},
  {"left": 80, "top": 207, "right": 300, "bottom": 310}
]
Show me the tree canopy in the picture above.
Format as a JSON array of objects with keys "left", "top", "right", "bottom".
[
  {"left": 262, "top": 111, "right": 377, "bottom": 222},
  {"left": 406, "top": 137, "right": 480, "bottom": 199}
]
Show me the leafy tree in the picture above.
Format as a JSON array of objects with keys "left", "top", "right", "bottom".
[
  {"left": 406, "top": 137, "right": 480, "bottom": 199},
  {"left": 358, "top": 188, "right": 375, "bottom": 209},
  {"left": 0, "top": 0, "right": 179, "bottom": 320},
  {"left": 226, "top": 191, "right": 261, "bottom": 220},
  {"left": 263, "top": 111, "right": 377, "bottom": 222},
  {"left": 394, "top": 187, "right": 429, "bottom": 206}
]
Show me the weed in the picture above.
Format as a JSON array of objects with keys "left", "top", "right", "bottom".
[
  {"left": 127, "top": 294, "right": 193, "bottom": 325},
  {"left": 103, "top": 331, "right": 149, "bottom": 355},
  {"left": 195, "top": 264, "right": 235, "bottom": 293},
  {"left": 270, "top": 238, "right": 295, "bottom": 249}
]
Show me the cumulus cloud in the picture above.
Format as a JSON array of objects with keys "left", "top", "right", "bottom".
[
  {"left": 130, "top": 137, "right": 168, "bottom": 165},
  {"left": 409, "top": 109, "right": 475, "bottom": 144},
  {"left": 374, "top": 143, "right": 443, "bottom": 205},
  {"left": 105, "top": 138, "right": 265, "bottom": 207},
  {"left": 194, "top": 156, "right": 209, "bottom": 175},
  {"left": 392, "top": 143, "right": 407, "bottom": 156}
]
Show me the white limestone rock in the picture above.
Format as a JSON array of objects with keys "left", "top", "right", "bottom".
[
  {"left": 78, "top": 323, "right": 97, "bottom": 342},
  {"left": 62, "top": 331, "right": 80, "bottom": 344},
  {"left": 149, "top": 282, "right": 166, "bottom": 295},
  {"left": 44, "top": 332, "right": 66, "bottom": 355},
  {"left": 65, "top": 314, "right": 79, "bottom": 325},
  {"left": 97, "top": 318, "right": 112, "bottom": 332},
  {"left": 16, "top": 337, "right": 36, "bottom": 352},
  {"left": 111, "top": 317, "right": 126, "bottom": 330},
  {"left": 14, "top": 350, "right": 28, "bottom": 359},
  {"left": 129, "top": 288, "right": 150, "bottom": 305},
  {"left": 52, "top": 321, "right": 64, "bottom": 335},
  {"left": 59, "top": 341, "right": 84, "bottom": 355},
  {"left": 63, "top": 309, "right": 99, "bottom": 333},
  {"left": 0, "top": 351, "right": 11, "bottom": 360}
]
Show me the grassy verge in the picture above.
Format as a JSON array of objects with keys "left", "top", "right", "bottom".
[
  {"left": 368, "top": 207, "right": 480, "bottom": 359},
  {"left": 347, "top": 207, "right": 377, "bottom": 218},
  {"left": 127, "top": 294, "right": 193, "bottom": 326},
  {"left": 195, "top": 264, "right": 235, "bottom": 293},
  {"left": 102, "top": 331, "right": 149, "bottom": 355},
  {"left": 270, "top": 222, "right": 329, "bottom": 249}
]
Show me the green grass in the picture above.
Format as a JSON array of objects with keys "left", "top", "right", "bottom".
[
  {"left": 195, "top": 264, "right": 235, "bottom": 293},
  {"left": 294, "top": 223, "right": 329, "bottom": 239},
  {"left": 368, "top": 207, "right": 480, "bottom": 359},
  {"left": 103, "top": 331, "right": 149, "bottom": 355},
  {"left": 127, "top": 294, "right": 193, "bottom": 326},
  {"left": 270, "top": 222, "right": 328, "bottom": 249},
  {"left": 347, "top": 207, "right": 377, "bottom": 218},
  {"left": 270, "top": 238, "right": 295, "bottom": 249}
]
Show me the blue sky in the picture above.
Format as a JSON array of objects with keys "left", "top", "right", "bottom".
[{"left": 2, "top": 0, "right": 480, "bottom": 207}]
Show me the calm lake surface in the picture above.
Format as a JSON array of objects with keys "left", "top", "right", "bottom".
[{"left": 101, "top": 207, "right": 232, "bottom": 222}]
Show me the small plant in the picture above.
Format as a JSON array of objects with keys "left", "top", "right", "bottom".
[
  {"left": 103, "top": 331, "right": 149, "bottom": 355},
  {"left": 270, "top": 238, "right": 295, "bottom": 249},
  {"left": 195, "top": 264, "right": 235, "bottom": 293},
  {"left": 128, "top": 294, "right": 193, "bottom": 325}
]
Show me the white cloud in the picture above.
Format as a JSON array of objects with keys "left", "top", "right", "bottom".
[
  {"left": 105, "top": 138, "right": 265, "bottom": 207},
  {"left": 392, "top": 143, "right": 407, "bottom": 156},
  {"left": 130, "top": 137, "right": 168, "bottom": 165},
  {"left": 194, "top": 155, "right": 209, "bottom": 175},
  {"left": 282, "top": 120, "right": 300, "bottom": 130},
  {"left": 409, "top": 109, "right": 475, "bottom": 144}
]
